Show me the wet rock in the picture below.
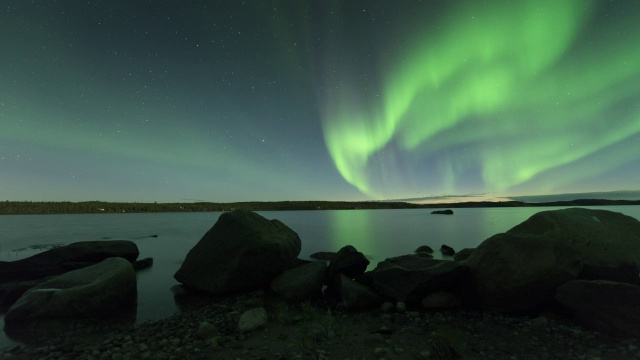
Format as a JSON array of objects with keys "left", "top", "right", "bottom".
[
  {"left": 415, "top": 245, "right": 434, "bottom": 254},
  {"left": 174, "top": 210, "right": 301, "bottom": 293}
]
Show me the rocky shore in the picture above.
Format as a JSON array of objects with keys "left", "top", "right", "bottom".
[
  {"left": 2, "top": 290, "right": 640, "bottom": 360},
  {"left": 2, "top": 208, "right": 640, "bottom": 359}
]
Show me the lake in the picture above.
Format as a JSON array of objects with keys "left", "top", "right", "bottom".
[{"left": 1, "top": 206, "right": 639, "bottom": 348}]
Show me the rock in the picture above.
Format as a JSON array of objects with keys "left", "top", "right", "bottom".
[
  {"left": 336, "top": 274, "right": 384, "bottom": 309},
  {"left": 415, "top": 252, "right": 434, "bottom": 258},
  {"left": 132, "top": 257, "right": 153, "bottom": 271},
  {"left": 0, "top": 240, "right": 139, "bottom": 283},
  {"left": 440, "top": 245, "right": 456, "bottom": 256},
  {"left": 421, "top": 291, "right": 462, "bottom": 309},
  {"left": 325, "top": 245, "right": 370, "bottom": 283},
  {"left": 196, "top": 321, "right": 218, "bottom": 340},
  {"left": 556, "top": 280, "right": 640, "bottom": 339},
  {"left": 466, "top": 232, "right": 582, "bottom": 312},
  {"left": 453, "top": 248, "right": 474, "bottom": 262},
  {"left": 431, "top": 209, "right": 454, "bottom": 215},
  {"left": 507, "top": 208, "right": 640, "bottom": 267},
  {"left": 578, "top": 262, "right": 640, "bottom": 285},
  {"left": 5, "top": 257, "right": 136, "bottom": 324},
  {"left": 174, "top": 210, "right": 301, "bottom": 293},
  {"left": 309, "top": 252, "right": 336, "bottom": 261},
  {"left": 270, "top": 261, "right": 327, "bottom": 301},
  {"left": 0, "top": 277, "right": 52, "bottom": 311},
  {"left": 237, "top": 307, "right": 268, "bottom": 332},
  {"left": 370, "top": 255, "right": 468, "bottom": 303},
  {"left": 414, "top": 245, "right": 434, "bottom": 254}
]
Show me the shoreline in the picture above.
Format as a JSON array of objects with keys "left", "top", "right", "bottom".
[
  {"left": 2, "top": 291, "right": 639, "bottom": 360},
  {"left": 2, "top": 199, "right": 639, "bottom": 215}
]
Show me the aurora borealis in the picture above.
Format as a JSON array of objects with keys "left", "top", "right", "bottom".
[{"left": 2, "top": 1, "right": 639, "bottom": 202}]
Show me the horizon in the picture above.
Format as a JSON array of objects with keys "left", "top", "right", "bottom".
[{"left": 2, "top": 1, "right": 639, "bottom": 202}]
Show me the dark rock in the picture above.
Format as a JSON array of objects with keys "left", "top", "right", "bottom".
[
  {"left": 415, "top": 252, "right": 434, "bottom": 258},
  {"left": 325, "top": 245, "right": 370, "bottom": 283},
  {"left": 309, "top": 252, "right": 336, "bottom": 261},
  {"left": 453, "top": 248, "right": 475, "bottom": 262},
  {"left": 431, "top": 209, "right": 454, "bottom": 215},
  {"left": 336, "top": 274, "right": 384, "bottom": 309},
  {"left": 440, "top": 245, "right": 456, "bottom": 256},
  {"left": 0, "top": 240, "right": 139, "bottom": 283},
  {"left": 466, "top": 232, "right": 582, "bottom": 312},
  {"left": 237, "top": 307, "right": 268, "bottom": 332},
  {"left": 270, "top": 261, "right": 327, "bottom": 301},
  {"left": 132, "top": 257, "right": 154, "bottom": 270},
  {"left": 5, "top": 257, "right": 137, "bottom": 324},
  {"left": 370, "top": 255, "right": 468, "bottom": 303},
  {"left": 507, "top": 208, "right": 640, "bottom": 267},
  {"left": 0, "top": 278, "right": 52, "bottom": 311},
  {"left": 556, "top": 280, "right": 640, "bottom": 339},
  {"left": 174, "top": 210, "right": 301, "bottom": 293},
  {"left": 578, "top": 262, "right": 640, "bottom": 285},
  {"left": 414, "top": 245, "right": 434, "bottom": 254},
  {"left": 421, "top": 291, "right": 462, "bottom": 309}
]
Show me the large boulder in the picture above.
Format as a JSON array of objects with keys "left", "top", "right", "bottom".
[
  {"left": 325, "top": 245, "right": 370, "bottom": 283},
  {"left": 270, "top": 261, "right": 327, "bottom": 301},
  {"left": 4, "top": 257, "right": 136, "bottom": 324},
  {"left": 336, "top": 274, "right": 384, "bottom": 309},
  {"left": 466, "top": 233, "right": 582, "bottom": 312},
  {"left": 370, "top": 255, "right": 468, "bottom": 303},
  {"left": 507, "top": 208, "right": 640, "bottom": 267},
  {"left": 0, "top": 240, "right": 139, "bottom": 283},
  {"left": 556, "top": 280, "right": 640, "bottom": 339},
  {"left": 174, "top": 210, "right": 301, "bottom": 293}
]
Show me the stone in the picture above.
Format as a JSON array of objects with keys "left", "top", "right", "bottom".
[
  {"left": 421, "top": 291, "right": 462, "bottom": 309},
  {"left": 465, "top": 232, "right": 582, "bottom": 312},
  {"left": 0, "top": 240, "right": 139, "bottom": 283},
  {"left": 336, "top": 274, "right": 384, "bottom": 309},
  {"left": 5, "top": 257, "right": 136, "bottom": 324},
  {"left": 415, "top": 245, "right": 434, "bottom": 254},
  {"left": 196, "top": 321, "right": 218, "bottom": 340},
  {"left": 452, "top": 248, "right": 474, "bottom": 262},
  {"left": 325, "top": 245, "right": 370, "bottom": 283},
  {"left": 507, "top": 208, "right": 640, "bottom": 267},
  {"left": 174, "top": 210, "right": 301, "bottom": 293},
  {"left": 556, "top": 280, "right": 640, "bottom": 339},
  {"left": 309, "top": 252, "right": 336, "bottom": 261},
  {"left": 440, "top": 245, "right": 456, "bottom": 256},
  {"left": 270, "top": 261, "right": 327, "bottom": 301},
  {"left": 237, "top": 307, "right": 268, "bottom": 332},
  {"left": 431, "top": 209, "right": 454, "bottom": 215},
  {"left": 578, "top": 262, "right": 640, "bottom": 285},
  {"left": 370, "top": 255, "right": 468, "bottom": 303}
]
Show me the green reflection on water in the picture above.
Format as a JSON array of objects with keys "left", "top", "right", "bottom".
[{"left": 327, "top": 210, "right": 375, "bottom": 258}]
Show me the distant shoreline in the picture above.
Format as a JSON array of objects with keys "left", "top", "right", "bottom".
[{"left": 1, "top": 199, "right": 639, "bottom": 215}]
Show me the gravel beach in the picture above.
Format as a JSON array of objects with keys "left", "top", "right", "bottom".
[{"left": 2, "top": 291, "right": 639, "bottom": 360}]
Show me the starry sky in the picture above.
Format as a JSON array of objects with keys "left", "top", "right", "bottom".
[{"left": 2, "top": 1, "right": 639, "bottom": 203}]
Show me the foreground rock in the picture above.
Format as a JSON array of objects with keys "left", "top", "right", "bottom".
[
  {"left": 336, "top": 274, "right": 384, "bottom": 309},
  {"left": 0, "top": 240, "right": 139, "bottom": 283},
  {"left": 507, "top": 208, "right": 640, "bottom": 267},
  {"left": 174, "top": 210, "right": 301, "bottom": 293},
  {"left": 370, "top": 255, "right": 468, "bottom": 303},
  {"left": 5, "top": 257, "right": 136, "bottom": 324},
  {"left": 556, "top": 280, "right": 640, "bottom": 339},
  {"left": 325, "top": 245, "right": 370, "bottom": 283},
  {"left": 270, "top": 261, "right": 327, "bottom": 301},
  {"left": 466, "top": 233, "right": 582, "bottom": 312}
]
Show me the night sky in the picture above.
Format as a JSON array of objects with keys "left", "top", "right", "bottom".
[{"left": 2, "top": 1, "right": 639, "bottom": 202}]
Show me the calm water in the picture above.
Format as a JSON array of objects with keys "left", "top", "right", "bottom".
[{"left": 1, "top": 206, "right": 639, "bottom": 348}]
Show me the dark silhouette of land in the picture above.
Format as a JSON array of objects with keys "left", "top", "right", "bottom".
[{"left": 1, "top": 199, "right": 639, "bottom": 215}]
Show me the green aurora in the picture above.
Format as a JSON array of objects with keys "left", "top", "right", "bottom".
[{"left": 320, "top": 0, "right": 640, "bottom": 198}]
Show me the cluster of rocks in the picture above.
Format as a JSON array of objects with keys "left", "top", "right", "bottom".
[
  {"left": 0, "top": 240, "right": 152, "bottom": 324},
  {"left": 171, "top": 208, "right": 640, "bottom": 341},
  {"left": 1, "top": 207, "right": 640, "bottom": 358}
]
